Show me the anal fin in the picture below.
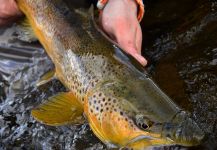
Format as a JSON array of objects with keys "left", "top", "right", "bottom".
[{"left": 32, "top": 92, "right": 85, "bottom": 126}]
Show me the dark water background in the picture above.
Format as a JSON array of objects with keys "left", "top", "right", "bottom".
[{"left": 0, "top": 0, "right": 217, "bottom": 149}]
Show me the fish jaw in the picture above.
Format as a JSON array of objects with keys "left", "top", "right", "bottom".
[
  {"left": 125, "top": 115, "right": 205, "bottom": 149},
  {"left": 83, "top": 90, "right": 175, "bottom": 149},
  {"left": 160, "top": 111, "right": 205, "bottom": 146}
]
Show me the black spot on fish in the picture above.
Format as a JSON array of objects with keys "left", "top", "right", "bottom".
[
  {"left": 96, "top": 107, "right": 99, "bottom": 111},
  {"left": 138, "top": 122, "right": 141, "bottom": 127},
  {"left": 120, "top": 111, "right": 123, "bottom": 116},
  {"left": 100, "top": 109, "right": 103, "bottom": 113}
]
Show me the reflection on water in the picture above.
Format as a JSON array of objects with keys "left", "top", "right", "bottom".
[
  {"left": 0, "top": 0, "right": 217, "bottom": 149},
  {"left": 142, "top": 0, "right": 217, "bottom": 149}
]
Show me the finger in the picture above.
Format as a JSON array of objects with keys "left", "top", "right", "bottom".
[
  {"left": 0, "top": 18, "right": 8, "bottom": 26},
  {"left": 135, "top": 23, "right": 142, "bottom": 54},
  {"left": 0, "top": 17, "right": 15, "bottom": 26},
  {"left": 112, "top": 22, "right": 148, "bottom": 66},
  {"left": 0, "top": 0, "right": 22, "bottom": 18},
  {"left": 132, "top": 53, "right": 147, "bottom": 66},
  {"left": 114, "top": 17, "right": 137, "bottom": 48},
  {"left": 115, "top": 23, "right": 148, "bottom": 66}
]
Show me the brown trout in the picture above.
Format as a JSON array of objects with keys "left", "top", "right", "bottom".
[{"left": 16, "top": 0, "right": 204, "bottom": 149}]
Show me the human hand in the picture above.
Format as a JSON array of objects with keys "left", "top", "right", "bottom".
[
  {"left": 0, "top": 0, "right": 22, "bottom": 26},
  {"left": 99, "top": 0, "right": 147, "bottom": 66}
]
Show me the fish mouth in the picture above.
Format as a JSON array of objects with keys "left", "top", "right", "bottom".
[
  {"left": 124, "top": 112, "right": 205, "bottom": 148},
  {"left": 173, "top": 118, "right": 204, "bottom": 145},
  {"left": 127, "top": 135, "right": 157, "bottom": 144},
  {"left": 124, "top": 134, "right": 175, "bottom": 149},
  {"left": 123, "top": 122, "right": 204, "bottom": 149},
  {"left": 162, "top": 112, "right": 205, "bottom": 146}
]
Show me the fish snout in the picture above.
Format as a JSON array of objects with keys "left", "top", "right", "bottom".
[
  {"left": 163, "top": 117, "right": 204, "bottom": 146},
  {"left": 175, "top": 118, "right": 204, "bottom": 145}
]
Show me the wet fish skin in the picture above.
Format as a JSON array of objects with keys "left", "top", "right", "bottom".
[{"left": 16, "top": 0, "right": 204, "bottom": 149}]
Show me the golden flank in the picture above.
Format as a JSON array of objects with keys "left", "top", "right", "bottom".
[{"left": 16, "top": 0, "right": 204, "bottom": 149}]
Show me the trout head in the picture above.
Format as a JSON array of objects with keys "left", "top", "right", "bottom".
[
  {"left": 84, "top": 78, "right": 204, "bottom": 149},
  {"left": 130, "top": 111, "right": 205, "bottom": 148}
]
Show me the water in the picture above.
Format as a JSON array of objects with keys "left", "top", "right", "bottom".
[{"left": 0, "top": 0, "right": 217, "bottom": 149}]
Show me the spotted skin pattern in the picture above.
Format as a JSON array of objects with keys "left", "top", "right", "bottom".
[{"left": 17, "top": 0, "right": 204, "bottom": 149}]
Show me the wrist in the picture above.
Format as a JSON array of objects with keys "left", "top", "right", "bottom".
[{"left": 97, "top": 0, "right": 144, "bottom": 22}]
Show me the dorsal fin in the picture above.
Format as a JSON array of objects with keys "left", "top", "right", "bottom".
[{"left": 74, "top": 5, "right": 98, "bottom": 40}]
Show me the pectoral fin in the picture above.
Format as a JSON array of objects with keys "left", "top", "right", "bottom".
[
  {"left": 36, "top": 69, "right": 56, "bottom": 87},
  {"left": 15, "top": 18, "right": 37, "bottom": 42},
  {"left": 32, "top": 92, "right": 85, "bottom": 126}
]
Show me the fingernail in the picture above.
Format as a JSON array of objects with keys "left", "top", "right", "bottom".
[{"left": 134, "top": 54, "right": 147, "bottom": 66}]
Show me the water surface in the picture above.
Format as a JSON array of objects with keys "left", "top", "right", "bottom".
[{"left": 0, "top": 0, "right": 217, "bottom": 149}]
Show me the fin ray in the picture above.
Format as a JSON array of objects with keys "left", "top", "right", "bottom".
[
  {"left": 15, "top": 18, "right": 38, "bottom": 42},
  {"left": 32, "top": 92, "right": 85, "bottom": 126},
  {"left": 36, "top": 69, "right": 56, "bottom": 86}
]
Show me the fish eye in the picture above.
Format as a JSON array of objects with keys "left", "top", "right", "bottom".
[
  {"left": 138, "top": 122, "right": 149, "bottom": 130},
  {"left": 135, "top": 114, "right": 151, "bottom": 130}
]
